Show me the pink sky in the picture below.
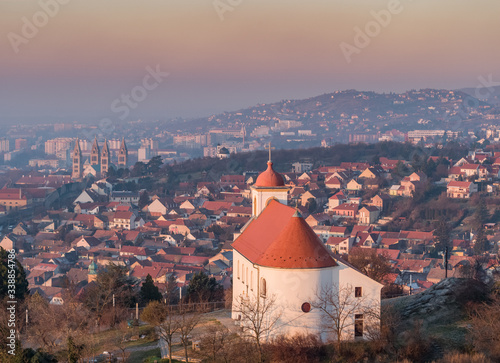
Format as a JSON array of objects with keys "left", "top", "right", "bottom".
[{"left": 1, "top": 0, "right": 499, "bottom": 123}]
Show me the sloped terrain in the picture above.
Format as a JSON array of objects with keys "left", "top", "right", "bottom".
[{"left": 384, "top": 278, "right": 489, "bottom": 359}]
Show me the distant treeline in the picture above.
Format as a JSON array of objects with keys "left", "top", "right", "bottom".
[{"left": 113, "top": 141, "right": 469, "bottom": 195}]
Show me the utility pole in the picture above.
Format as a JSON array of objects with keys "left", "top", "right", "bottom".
[
  {"left": 445, "top": 246, "right": 449, "bottom": 278},
  {"left": 409, "top": 274, "right": 412, "bottom": 296}
]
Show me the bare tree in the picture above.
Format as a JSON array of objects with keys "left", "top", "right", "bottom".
[
  {"left": 312, "top": 283, "right": 378, "bottom": 346},
  {"left": 141, "top": 301, "right": 180, "bottom": 363},
  {"left": 80, "top": 329, "right": 100, "bottom": 363},
  {"left": 112, "top": 321, "right": 131, "bottom": 362},
  {"left": 27, "top": 289, "right": 91, "bottom": 355},
  {"left": 348, "top": 248, "right": 392, "bottom": 283},
  {"left": 27, "top": 293, "right": 64, "bottom": 353},
  {"left": 199, "top": 324, "right": 235, "bottom": 363},
  {"left": 468, "top": 295, "right": 500, "bottom": 360},
  {"left": 233, "top": 294, "right": 282, "bottom": 362},
  {"left": 178, "top": 301, "right": 202, "bottom": 363}
]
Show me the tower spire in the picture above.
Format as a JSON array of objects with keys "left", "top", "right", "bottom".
[
  {"left": 72, "top": 138, "right": 82, "bottom": 179},
  {"left": 266, "top": 142, "right": 275, "bottom": 162}
]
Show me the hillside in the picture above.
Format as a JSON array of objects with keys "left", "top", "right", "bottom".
[
  {"left": 384, "top": 278, "right": 489, "bottom": 361},
  {"left": 181, "top": 88, "right": 498, "bottom": 142}
]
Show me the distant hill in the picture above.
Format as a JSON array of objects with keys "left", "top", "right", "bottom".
[
  {"left": 182, "top": 88, "right": 497, "bottom": 142},
  {"left": 461, "top": 85, "right": 500, "bottom": 106}
]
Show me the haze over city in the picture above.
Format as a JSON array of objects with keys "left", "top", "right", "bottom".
[
  {"left": 1, "top": 0, "right": 500, "bottom": 124},
  {"left": 4, "top": 1, "right": 500, "bottom": 363}
]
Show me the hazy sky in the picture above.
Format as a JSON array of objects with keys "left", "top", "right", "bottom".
[{"left": 1, "top": 0, "right": 499, "bottom": 124}]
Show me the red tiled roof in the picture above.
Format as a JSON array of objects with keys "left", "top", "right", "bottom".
[
  {"left": 325, "top": 236, "right": 347, "bottom": 246},
  {"left": 202, "top": 201, "right": 233, "bottom": 211},
  {"left": 448, "top": 181, "right": 472, "bottom": 188},
  {"left": 0, "top": 188, "right": 27, "bottom": 200},
  {"left": 460, "top": 164, "right": 480, "bottom": 170},
  {"left": 114, "top": 211, "right": 133, "bottom": 219},
  {"left": 232, "top": 200, "right": 337, "bottom": 269},
  {"left": 329, "top": 226, "right": 348, "bottom": 234},
  {"left": 332, "top": 203, "right": 359, "bottom": 211}
]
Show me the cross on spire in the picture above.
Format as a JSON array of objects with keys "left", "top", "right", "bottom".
[{"left": 266, "top": 142, "right": 275, "bottom": 162}]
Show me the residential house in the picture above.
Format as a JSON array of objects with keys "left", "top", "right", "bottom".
[
  {"left": 0, "top": 188, "right": 30, "bottom": 211},
  {"left": 368, "top": 194, "right": 391, "bottom": 212},
  {"left": 110, "top": 210, "right": 144, "bottom": 230},
  {"left": 325, "top": 176, "right": 343, "bottom": 190},
  {"left": 300, "top": 190, "right": 327, "bottom": 207},
  {"left": 328, "top": 191, "right": 348, "bottom": 210},
  {"left": 447, "top": 181, "right": 478, "bottom": 199},
  {"left": 72, "top": 236, "right": 103, "bottom": 250},
  {"left": 73, "top": 189, "right": 100, "bottom": 205},
  {"left": 346, "top": 179, "right": 362, "bottom": 194},
  {"left": 168, "top": 219, "right": 196, "bottom": 235},
  {"left": 143, "top": 199, "right": 168, "bottom": 216},
  {"left": 358, "top": 206, "right": 380, "bottom": 225},
  {"left": 110, "top": 191, "right": 140, "bottom": 204},
  {"left": 359, "top": 166, "right": 384, "bottom": 179},
  {"left": 331, "top": 203, "right": 359, "bottom": 218},
  {"left": 325, "top": 236, "right": 354, "bottom": 254}
]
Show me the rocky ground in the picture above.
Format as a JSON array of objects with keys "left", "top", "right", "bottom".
[{"left": 384, "top": 277, "right": 489, "bottom": 360}]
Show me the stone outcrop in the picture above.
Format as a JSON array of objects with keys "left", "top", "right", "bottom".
[{"left": 389, "top": 278, "right": 488, "bottom": 323}]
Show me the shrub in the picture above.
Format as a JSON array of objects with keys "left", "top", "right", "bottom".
[
  {"left": 267, "top": 334, "right": 327, "bottom": 363},
  {"left": 437, "top": 352, "right": 491, "bottom": 363}
]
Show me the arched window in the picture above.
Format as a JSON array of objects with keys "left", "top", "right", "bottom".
[
  {"left": 242, "top": 264, "right": 245, "bottom": 283},
  {"left": 260, "top": 278, "right": 267, "bottom": 298},
  {"left": 237, "top": 260, "right": 240, "bottom": 279},
  {"left": 250, "top": 271, "right": 253, "bottom": 291},
  {"left": 246, "top": 267, "right": 248, "bottom": 286}
]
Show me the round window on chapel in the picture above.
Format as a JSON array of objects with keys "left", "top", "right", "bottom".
[{"left": 301, "top": 302, "right": 311, "bottom": 313}]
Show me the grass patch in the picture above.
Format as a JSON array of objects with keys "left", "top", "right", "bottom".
[
  {"left": 128, "top": 347, "right": 162, "bottom": 362},
  {"left": 428, "top": 323, "right": 469, "bottom": 351}
]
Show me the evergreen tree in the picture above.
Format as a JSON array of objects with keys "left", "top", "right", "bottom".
[
  {"left": 433, "top": 219, "right": 451, "bottom": 253},
  {"left": 140, "top": 274, "right": 162, "bottom": 304},
  {"left": 147, "top": 155, "right": 164, "bottom": 174},
  {"left": 0, "top": 248, "right": 29, "bottom": 301},
  {"left": 473, "top": 197, "right": 488, "bottom": 231},
  {"left": 306, "top": 198, "right": 317, "bottom": 213},
  {"left": 131, "top": 162, "right": 147, "bottom": 177},
  {"left": 474, "top": 227, "right": 490, "bottom": 255},
  {"left": 186, "top": 272, "right": 223, "bottom": 303},
  {"left": 82, "top": 263, "right": 136, "bottom": 326},
  {"left": 165, "top": 274, "right": 179, "bottom": 305},
  {"left": 138, "top": 190, "right": 150, "bottom": 210},
  {"left": 67, "top": 336, "right": 84, "bottom": 363}
]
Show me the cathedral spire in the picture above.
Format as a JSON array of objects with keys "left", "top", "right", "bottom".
[
  {"left": 118, "top": 137, "right": 128, "bottom": 168},
  {"left": 72, "top": 138, "right": 82, "bottom": 179},
  {"left": 90, "top": 136, "right": 100, "bottom": 166},
  {"left": 101, "top": 139, "right": 110, "bottom": 175},
  {"left": 73, "top": 137, "right": 81, "bottom": 153}
]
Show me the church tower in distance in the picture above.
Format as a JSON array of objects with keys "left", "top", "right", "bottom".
[
  {"left": 90, "top": 136, "right": 100, "bottom": 166},
  {"left": 118, "top": 137, "right": 128, "bottom": 168},
  {"left": 72, "top": 138, "right": 82, "bottom": 179},
  {"left": 101, "top": 139, "right": 110, "bottom": 175}
]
